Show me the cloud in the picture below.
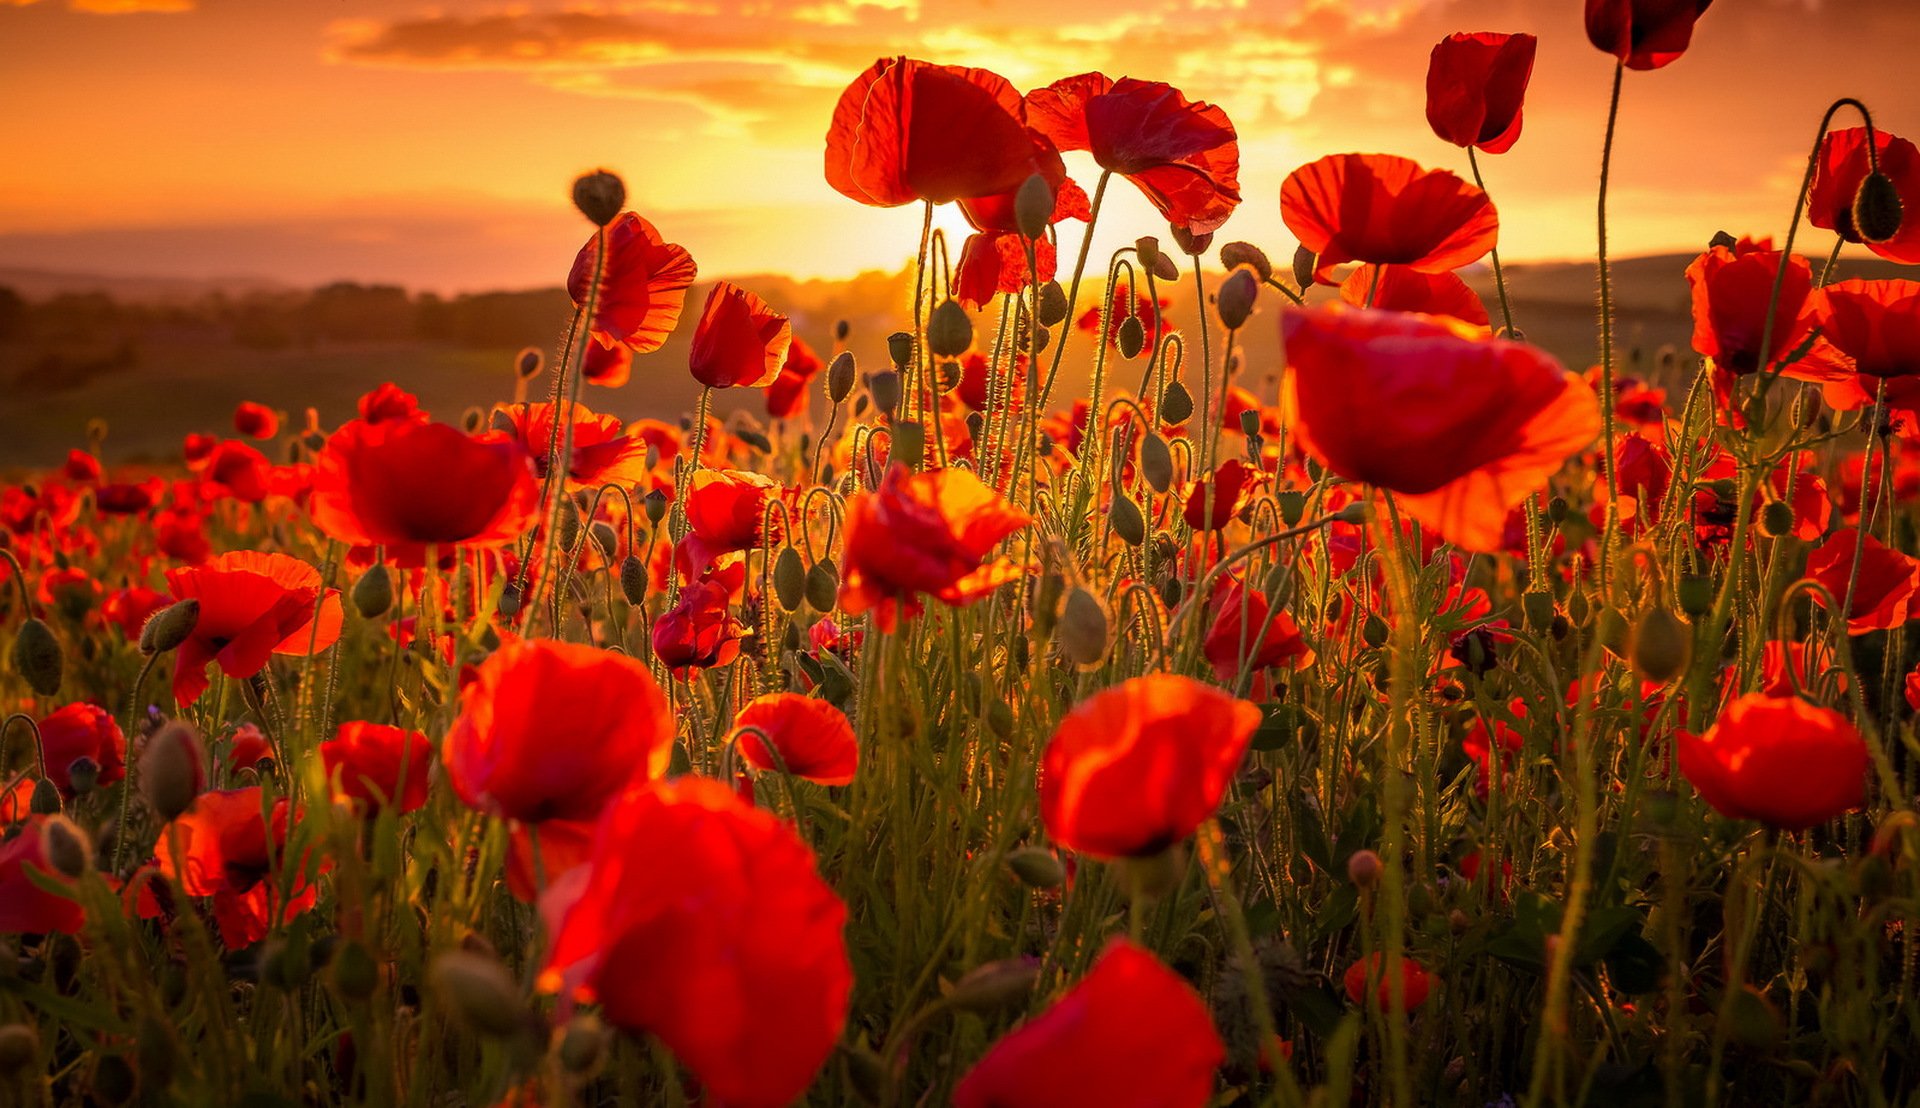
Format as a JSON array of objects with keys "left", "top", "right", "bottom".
[{"left": 3, "top": 0, "right": 193, "bottom": 9}]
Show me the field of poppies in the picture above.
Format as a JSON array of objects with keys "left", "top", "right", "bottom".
[{"left": 7, "top": 2, "right": 1920, "bottom": 1106}]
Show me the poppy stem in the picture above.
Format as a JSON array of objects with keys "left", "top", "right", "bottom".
[
  {"left": 112, "top": 654, "right": 160, "bottom": 873},
  {"left": 1038, "top": 169, "right": 1112, "bottom": 410},
  {"left": 0, "top": 548, "right": 31, "bottom": 615},
  {"left": 1595, "top": 59, "right": 1625, "bottom": 601},
  {"left": 1466, "top": 147, "right": 1516, "bottom": 338},
  {"left": 1839, "top": 378, "right": 1890, "bottom": 629}
]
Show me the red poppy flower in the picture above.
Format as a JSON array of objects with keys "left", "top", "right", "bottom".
[
  {"left": 1026, "top": 73, "right": 1240, "bottom": 234},
  {"left": 1203, "top": 579, "right": 1313, "bottom": 682},
  {"left": 689, "top": 282, "right": 791, "bottom": 390},
  {"left": 540, "top": 777, "right": 851, "bottom": 1108},
  {"left": 1677, "top": 693, "right": 1866, "bottom": 830},
  {"left": 225, "top": 723, "right": 272, "bottom": 773},
  {"left": 102, "top": 585, "right": 169, "bottom": 642},
  {"left": 494, "top": 401, "right": 652, "bottom": 490},
  {"left": 651, "top": 574, "right": 746, "bottom": 673},
  {"left": 37, "top": 702, "right": 126, "bottom": 799},
  {"left": 0, "top": 818, "right": 86, "bottom": 935},
  {"left": 443, "top": 640, "right": 672, "bottom": 825},
  {"left": 95, "top": 482, "right": 156, "bottom": 515},
  {"left": 728, "top": 693, "right": 858, "bottom": 786},
  {"left": 838, "top": 464, "right": 1031, "bottom": 631},
  {"left": 1807, "top": 127, "right": 1920, "bottom": 264},
  {"left": 1685, "top": 243, "right": 1846, "bottom": 379},
  {"left": 234, "top": 401, "right": 278, "bottom": 440},
  {"left": 505, "top": 817, "right": 594, "bottom": 902},
  {"left": 322, "top": 722, "right": 433, "bottom": 815},
  {"left": 163, "top": 551, "right": 344, "bottom": 706},
  {"left": 825, "top": 57, "right": 1057, "bottom": 208},
  {"left": 143, "top": 788, "right": 322, "bottom": 949},
  {"left": 953, "top": 939, "right": 1224, "bottom": 1108},
  {"left": 1338, "top": 264, "right": 1489, "bottom": 329},
  {"left": 581, "top": 337, "right": 633, "bottom": 388},
  {"left": 63, "top": 449, "right": 101, "bottom": 483},
  {"left": 765, "top": 336, "right": 824, "bottom": 419},
  {"left": 1344, "top": 952, "right": 1435, "bottom": 1010},
  {"left": 1805, "top": 528, "right": 1920, "bottom": 634},
  {"left": 1425, "top": 32, "right": 1537, "bottom": 154},
  {"left": 1280, "top": 154, "right": 1498, "bottom": 285},
  {"left": 358, "top": 382, "right": 425, "bottom": 424},
  {"left": 183, "top": 431, "right": 218, "bottom": 468},
  {"left": 568, "top": 211, "right": 697, "bottom": 353},
  {"left": 953, "top": 179, "right": 1088, "bottom": 309},
  {"left": 1811, "top": 279, "right": 1920, "bottom": 379},
  {"left": 202, "top": 440, "right": 272, "bottom": 503},
  {"left": 1585, "top": 0, "right": 1715, "bottom": 71},
  {"left": 1757, "top": 641, "right": 1841, "bottom": 700},
  {"left": 1183, "top": 458, "right": 1266, "bottom": 532},
  {"left": 309, "top": 418, "right": 540, "bottom": 566},
  {"left": 1041, "top": 674, "right": 1259, "bottom": 858},
  {"left": 1281, "top": 306, "right": 1600, "bottom": 551},
  {"left": 681, "top": 468, "right": 783, "bottom": 572}
]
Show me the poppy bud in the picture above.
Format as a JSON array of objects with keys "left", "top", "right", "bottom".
[
  {"left": 1169, "top": 224, "right": 1212, "bottom": 256},
  {"left": 1707, "top": 229, "right": 1739, "bottom": 251},
  {"left": 1117, "top": 316, "right": 1146, "bottom": 359},
  {"left": 891, "top": 421, "right": 926, "bottom": 470},
  {"left": 886, "top": 331, "right": 915, "bottom": 369},
  {"left": 1007, "top": 845, "right": 1066, "bottom": 888},
  {"left": 352, "top": 566, "right": 393, "bottom": 619},
  {"left": 946, "top": 958, "right": 1041, "bottom": 1015},
  {"left": 1158, "top": 573, "right": 1183, "bottom": 608},
  {"left": 1160, "top": 380, "right": 1194, "bottom": 424},
  {"left": 0, "top": 1024, "right": 38, "bottom": 1078},
  {"left": 138, "top": 721, "right": 205, "bottom": 822},
  {"left": 1334, "top": 501, "right": 1370, "bottom": 525},
  {"left": 571, "top": 169, "right": 626, "bottom": 227},
  {"left": 755, "top": 546, "right": 800, "bottom": 613},
  {"left": 1037, "top": 281, "right": 1069, "bottom": 327},
  {"left": 29, "top": 777, "right": 60, "bottom": 816},
  {"left": 1362, "top": 612, "right": 1389, "bottom": 649},
  {"left": 1140, "top": 433, "right": 1173, "bottom": 493},
  {"left": 515, "top": 347, "right": 544, "bottom": 380},
  {"left": 558, "top": 1013, "right": 610, "bottom": 1076},
  {"left": 66, "top": 755, "right": 99, "bottom": 797},
  {"left": 826, "top": 351, "right": 857, "bottom": 404},
  {"left": 1001, "top": 172, "right": 1052, "bottom": 239},
  {"left": 608, "top": 555, "right": 642, "bottom": 608},
  {"left": 1291, "top": 245, "right": 1316, "bottom": 290},
  {"left": 1347, "top": 848, "right": 1382, "bottom": 889},
  {"left": 928, "top": 299, "right": 972, "bottom": 358},
  {"left": 11, "top": 618, "right": 62, "bottom": 697},
  {"left": 1217, "top": 268, "right": 1259, "bottom": 330},
  {"left": 1629, "top": 606, "right": 1690, "bottom": 684},
  {"left": 1220, "top": 241, "right": 1273, "bottom": 282},
  {"left": 1111, "top": 495, "right": 1146, "bottom": 546},
  {"left": 590, "top": 521, "right": 619, "bottom": 559},
  {"left": 1135, "top": 236, "right": 1162, "bottom": 271},
  {"left": 869, "top": 370, "right": 902, "bottom": 415},
  {"left": 805, "top": 560, "right": 840, "bottom": 613},
  {"left": 1854, "top": 172, "right": 1905, "bottom": 244},
  {"left": 1521, "top": 591, "right": 1556, "bottom": 632},
  {"left": 430, "top": 951, "right": 525, "bottom": 1038},
  {"left": 1759, "top": 500, "right": 1794, "bottom": 538}
]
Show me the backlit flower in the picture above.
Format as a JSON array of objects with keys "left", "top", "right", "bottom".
[
  {"left": 163, "top": 551, "right": 344, "bottom": 706},
  {"left": 1807, "top": 127, "right": 1920, "bottom": 264},
  {"left": 568, "top": 211, "right": 697, "bottom": 353},
  {"left": 1585, "top": 0, "right": 1715, "bottom": 71},
  {"left": 1804, "top": 528, "right": 1919, "bottom": 634},
  {"left": 837, "top": 464, "right": 1031, "bottom": 631},
  {"left": 309, "top": 418, "right": 540, "bottom": 565},
  {"left": 1425, "top": 32, "right": 1537, "bottom": 154},
  {"left": 494, "top": 401, "right": 652, "bottom": 490},
  {"left": 36, "top": 702, "right": 125, "bottom": 799},
  {"left": 728, "top": 693, "right": 858, "bottom": 786},
  {"left": 689, "top": 282, "right": 791, "bottom": 390},
  {"left": 147, "top": 787, "right": 321, "bottom": 949},
  {"left": 322, "top": 721, "right": 434, "bottom": 815},
  {"left": 1280, "top": 154, "right": 1498, "bottom": 285},
  {"left": 1678, "top": 693, "right": 1866, "bottom": 830}
]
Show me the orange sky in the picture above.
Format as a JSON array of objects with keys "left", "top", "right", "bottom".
[{"left": 2, "top": 0, "right": 1916, "bottom": 292}]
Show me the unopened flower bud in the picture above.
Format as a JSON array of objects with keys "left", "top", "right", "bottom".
[
  {"left": 1220, "top": 241, "right": 1273, "bottom": 282},
  {"left": 1629, "top": 606, "right": 1691, "bottom": 684},
  {"left": 826, "top": 351, "right": 856, "bottom": 404},
  {"left": 947, "top": 958, "right": 1041, "bottom": 1015},
  {"left": 1014, "top": 173, "right": 1054, "bottom": 240},
  {"left": 927, "top": 299, "right": 973, "bottom": 358},
  {"left": 1160, "top": 380, "right": 1194, "bottom": 424},
  {"left": 1217, "top": 267, "right": 1259, "bottom": 330},
  {"left": 1007, "top": 846, "right": 1066, "bottom": 888},
  {"left": 1140, "top": 433, "right": 1173, "bottom": 493},
  {"left": 1057, "top": 586, "right": 1109, "bottom": 667},
  {"left": 773, "top": 546, "right": 806, "bottom": 611},
  {"left": 497, "top": 583, "right": 522, "bottom": 618},
  {"left": 571, "top": 169, "right": 626, "bottom": 227},
  {"left": 805, "top": 561, "right": 840, "bottom": 613},
  {"left": 1037, "top": 281, "right": 1069, "bottom": 327},
  {"left": 1348, "top": 849, "right": 1383, "bottom": 888},
  {"left": 515, "top": 347, "right": 544, "bottom": 381},
  {"left": 29, "top": 777, "right": 60, "bottom": 816},
  {"left": 0, "top": 1024, "right": 39, "bottom": 1078},
  {"left": 40, "top": 815, "right": 92, "bottom": 879},
  {"left": 1854, "top": 172, "right": 1905, "bottom": 244},
  {"left": 430, "top": 951, "right": 525, "bottom": 1037},
  {"left": 869, "top": 370, "right": 902, "bottom": 414},
  {"left": 1291, "top": 245, "right": 1317, "bottom": 289},
  {"left": 619, "top": 554, "right": 647, "bottom": 606},
  {"left": 138, "top": 721, "right": 205, "bottom": 822},
  {"left": 1117, "top": 315, "right": 1146, "bottom": 359},
  {"left": 11, "top": 618, "right": 62, "bottom": 697},
  {"left": 1759, "top": 500, "right": 1795, "bottom": 538},
  {"left": 1110, "top": 495, "right": 1146, "bottom": 546},
  {"left": 352, "top": 566, "right": 393, "bottom": 619}
]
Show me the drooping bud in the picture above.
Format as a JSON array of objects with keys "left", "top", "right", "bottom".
[
  {"left": 571, "top": 169, "right": 626, "bottom": 227},
  {"left": 29, "top": 777, "right": 59, "bottom": 816},
  {"left": 773, "top": 546, "right": 806, "bottom": 611},
  {"left": 557, "top": 1013, "right": 610, "bottom": 1076},
  {"left": 1057, "top": 586, "right": 1109, "bottom": 667},
  {"left": 39, "top": 815, "right": 91, "bottom": 879},
  {"left": 946, "top": 958, "right": 1042, "bottom": 1015},
  {"left": 1110, "top": 495, "right": 1145, "bottom": 546},
  {"left": 138, "top": 721, "right": 205, "bottom": 822},
  {"left": 619, "top": 554, "right": 646, "bottom": 606},
  {"left": 927, "top": 299, "right": 973, "bottom": 358},
  {"left": 1217, "top": 267, "right": 1259, "bottom": 330},
  {"left": 1160, "top": 379, "right": 1194, "bottom": 424},
  {"left": 869, "top": 371, "right": 902, "bottom": 415},
  {"left": 11, "top": 618, "right": 62, "bottom": 697},
  {"left": 1220, "top": 241, "right": 1273, "bottom": 282},
  {"left": 1291, "top": 245, "right": 1316, "bottom": 290},
  {"left": 827, "top": 351, "right": 857, "bottom": 404},
  {"left": 1007, "top": 845, "right": 1066, "bottom": 888},
  {"left": 1116, "top": 315, "right": 1146, "bottom": 360},
  {"left": 515, "top": 347, "right": 544, "bottom": 381},
  {"left": 805, "top": 561, "right": 840, "bottom": 613},
  {"left": 1037, "top": 282, "right": 1069, "bottom": 327},
  {"left": 589, "top": 521, "right": 620, "bottom": 559},
  {"left": 1759, "top": 500, "right": 1795, "bottom": 538},
  {"left": 1140, "top": 433, "right": 1173, "bottom": 493},
  {"left": 351, "top": 566, "right": 393, "bottom": 619},
  {"left": 431, "top": 951, "right": 526, "bottom": 1037},
  {"left": 1014, "top": 173, "right": 1054, "bottom": 240},
  {"left": 1629, "top": 606, "right": 1690, "bottom": 684},
  {"left": 886, "top": 331, "right": 915, "bottom": 369},
  {"left": 1854, "top": 172, "right": 1905, "bottom": 244}
]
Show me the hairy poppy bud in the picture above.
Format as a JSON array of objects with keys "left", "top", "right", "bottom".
[
  {"left": 0, "top": 1024, "right": 38, "bottom": 1078},
  {"left": 1037, "top": 281, "right": 1069, "bottom": 328},
  {"left": 1347, "top": 848, "right": 1382, "bottom": 889},
  {"left": 1220, "top": 241, "right": 1273, "bottom": 282},
  {"left": 430, "top": 951, "right": 525, "bottom": 1038},
  {"left": 29, "top": 777, "right": 60, "bottom": 816},
  {"left": 1629, "top": 606, "right": 1690, "bottom": 684},
  {"left": 1854, "top": 172, "right": 1905, "bottom": 244},
  {"left": 352, "top": 566, "right": 393, "bottom": 619},
  {"left": 1169, "top": 223, "right": 1212, "bottom": 256},
  {"left": 869, "top": 370, "right": 902, "bottom": 415},
  {"left": 590, "top": 521, "right": 619, "bottom": 559},
  {"left": 927, "top": 299, "right": 973, "bottom": 357},
  {"left": 39, "top": 816, "right": 91, "bottom": 880},
  {"left": 1362, "top": 612, "right": 1389, "bottom": 649},
  {"left": 11, "top": 618, "right": 62, "bottom": 697},
  {"left": 139, "top": 721, "right": 205, "bottom": 822},
  {"left": 1140, "top": 433, "right": 1173, "bottom": 493},
  {"left": 886, "top": 331, "right": 914, "bottom": 369},
  {"left": 1007, "top": 846, "right": 1066, "bottom": 888},
  {"left": 66, "top": 756, "right": 99, "bottom": 798},
  {"left": 1291, "top": 245, "right": 1316, "bottom": 290},
  {"left": 1759, "top": 500, "right": 1795, "bottom": 538},
  {"left": 1110, "top": 494, "right": 1146, "bottom": 546},
  {"left": 558, "top": 1014, "right": 609, "bottom": 1076},
  {"left": 947, "top": 958, "right": 1041, "bottom": 1015},
  {"left": 826, "top": 351, "right": 856, "bottom": 404},
  {"left": 1058, "top": 587, "right": 1110, "bottom": 668},
  {"left": 571, "top": 169, "right": 626, "bottom": 227},
  {"left": 1135, "top": 236, "right": 1162, "bottom": 271},
  {"left": 1117, "top": 316, "right": 1146, "bottom": 359},
  {"left": 773, "top": 546, "right": 805, "bottom": 611},
  {"left": 618, "top": 554, "right": 646, "bottom": 606},
  {"left": 1014, "top": 173, "right": 1054, "bottom": 240},
  {"left": 1160, "top": 379, "right": 1194, "bottom": 424},
  {"left": 805, "top": 560, "right": 840, "bottom": 613},
  {"left": 1521, "top": 591, "right": 1556, "bottom": 632},
  {"left": 139, "top": 600, "right": 199, "bottom": 655},
  {"left": 1217, "top": 267, "right": 1259, "bottom": 330}
]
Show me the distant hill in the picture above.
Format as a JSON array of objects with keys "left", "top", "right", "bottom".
[{"left": 0, "top": 267, "right": 295, "bottom": 304}]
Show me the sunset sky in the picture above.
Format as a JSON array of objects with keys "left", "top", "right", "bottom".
[{"left": 3, "top": 0, "right": 1916, "bottom": 293}]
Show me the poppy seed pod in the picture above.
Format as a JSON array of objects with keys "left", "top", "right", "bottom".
[
  {"left": 1218, "top": 268, "right": 1259, "bottom": 330},
  {"left": 1291, "top": 245, "right": 1316, "bottom": 291},
  {"left": 886, "top": 331, "right": 915, "bottom": 369},
  {"left": 1629, "top": 606, "right": 1691, "bottom": 684},
  {"left": 1855, "top": 172, "right": 1905, "bottom": 244},
  {"left": 947, "top": 958, "right": 1042, "bottom": 1015},
  {"left": 430, "top": 951, "right": 525, "bottom": 1038},
  {"left": 12, "top": 618, "right": 62, "bottom": 697},
  {"left": 869, "top": 370, "right": 902, "bottom": 415},
  {"left": 351, "top": 566, "right": 393, "bottom": 619},
  {"left": 138, "top": 721, "right": 205, "bottom": 822},
  {"left": 1014, "top": 173, "right": 1054, "bottom": 240},
  {"left": 1135, "top": 236, "right": 1162, "bottom": 271},
  {"left": 1220, "top": 241, "right": 1273, "bottom": 282},
  {"left": 571, "top": 170, "right": 626, "bottom": 227},
  {"left": 928, "top": 299, "right": 973, "bottom": 357},
  {"left": 515, "top": 347, "right": 544, "bottom": 380},
  {"left": 39, "top": 815, "right": 92, "bottom": 880},
  {"left": 827, "top": 351, "right": 857, "bottom": 403},
  {"left": 643, "top": 488, "right": 668, "bottom": 524}
]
